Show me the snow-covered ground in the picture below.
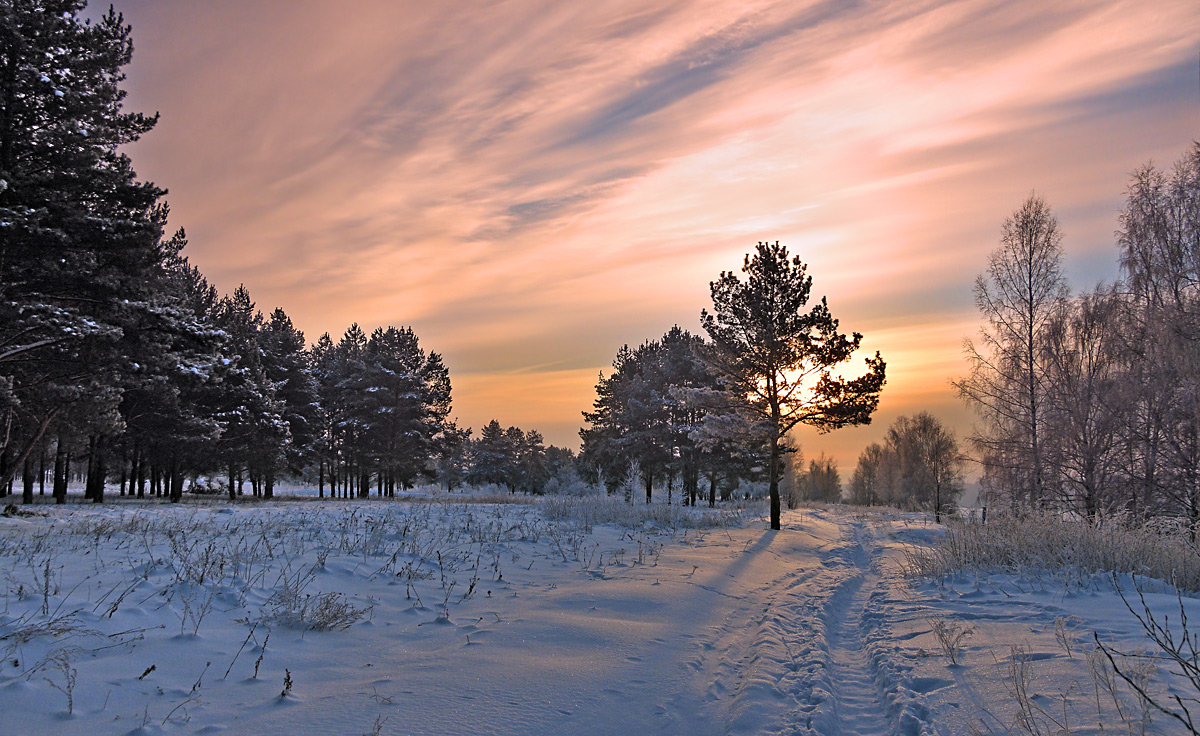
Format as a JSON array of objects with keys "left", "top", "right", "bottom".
[{"left": 0, "top": 499, "right": 1193, "bottom": 735}]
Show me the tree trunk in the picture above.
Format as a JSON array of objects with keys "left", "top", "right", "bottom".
[
  {"left": 53, "top": 443, "right": 68, "bottom": 504},
  {"left": 84, "top": 435, "right": 97, "bottom": 500},
  {"left": 768, "top": 435, "right": 781, "bottom": 530},
  {"left": 91, "top": 436, "right": 106, "bottom": 503},
  {"left": 22, "top": 453, "right": 35, "bottom": 504},
  {"left": 169, "top": 459, "right": 183, "bottom": 502},
  {"left": 135, "top": 451, "right": 145, "bottom": 498},
  {"left": 0, "top": 408, "right": 59, "bottom": 496}
]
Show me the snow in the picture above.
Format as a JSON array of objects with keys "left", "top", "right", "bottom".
[{"left": 0, "top": 501, "right": 1193, "bottom": 735}]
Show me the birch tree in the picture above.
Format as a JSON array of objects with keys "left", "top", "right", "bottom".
[{"left": 955, "top": 194, "right": 1068, "bottom": 508}]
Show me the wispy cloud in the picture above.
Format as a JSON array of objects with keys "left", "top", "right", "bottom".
[{"left": 115, "top": 0, "right": 1200, "bottom": 457}]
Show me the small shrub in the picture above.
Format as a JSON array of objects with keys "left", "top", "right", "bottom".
[
  {"left": 903, "top": 514, "right": 1200, "bottom": 591},
  {"left": 264, "top": 588, "right": 369, "bottom": 632},
  {"left": 928, "top": 615, "right": 972, "bottom": 665}
]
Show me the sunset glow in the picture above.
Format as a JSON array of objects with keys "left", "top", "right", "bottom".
[{"left": 111, "top": 0, "right": 1200, "bottom": 465}]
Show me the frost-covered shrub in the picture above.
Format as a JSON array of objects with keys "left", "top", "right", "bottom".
[
  {"left": 542, "top": 468, "right": 598, "bottom": 497},
  {"left": 540, "top": 495, "right": 756, "bottom": 531},
  {"left": 730, "top": 480, "right": 770, "bottom": 501},
  {"left": 187, "top": 477, "right": 227, "bottom": 495},
  {"left": 443, "top": 485, "right": 537, "bottom": 504},
  {"left": 264, "top": 587, "right": 369, "bottom": 631},
  {"left": 904, "top": 514, "right": 1200, "bottom": 591}
]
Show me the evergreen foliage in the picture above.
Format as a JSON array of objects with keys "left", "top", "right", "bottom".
[
  {"left": 0, "top": 2, "right": 477, "bottom": 501},
  {"left": 701, "top": 242, "right": 886, "bottom": 529},
  {"left": 1, "top": 1, "right": 165, "bottom": 496},
  {"left": 580, "top": 326, "right": 755, "bottom": 507}
]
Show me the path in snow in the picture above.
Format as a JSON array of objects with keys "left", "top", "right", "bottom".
[
  {"left": 819, "top": 528, "right": 892, "bottom": 736},
  {"left": 695, "top": 510, "right": 904, "bottom": 736}
]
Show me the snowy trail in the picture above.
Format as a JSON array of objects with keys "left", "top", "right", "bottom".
[
  {"left": 819, "top": 529, "right": 892, "bottom": 736},
  {"left": 692, "top": 510, "right": 905, "bottom": 736}
]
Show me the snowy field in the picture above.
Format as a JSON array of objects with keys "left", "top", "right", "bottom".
[{"left": 0, "top": 498, "right": 1195, "bottom": 735}]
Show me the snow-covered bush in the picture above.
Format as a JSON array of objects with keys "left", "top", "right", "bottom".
[
  {"left": 903, "top": 513, "right": 1200, "bottom": 590},
  {"left": 540, "top": 495, "right": 757, "bottom": 531},
  {"left": 541, "top": 467, "right": 598, "bottom": 497},
  {"left": 730, "top": 480, "right": 770, "bottom": 501},
  {"left": 444, "top": 484, "right": 538, "bottom": 504},
  {"left": 187, "top": 477, "right": 227, "bottom": 495},
  {"left": 264, "top": 588, "right": 369, "bottom": 632}
]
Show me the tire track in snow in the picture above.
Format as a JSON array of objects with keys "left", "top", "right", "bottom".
[
  {"left": 821, "top": 547, "right": 892, "bottom": 736},
  {"left": 683, "top": 513, "right": 904, "bottom": 736}
]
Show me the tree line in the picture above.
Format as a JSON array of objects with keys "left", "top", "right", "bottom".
[
  {"left": 0, "top": 1, "right": 580, "bottom": 504},
  {"left": 581, "top": 243, "right": 887, "bottom": 529},
  {"left": 837, "top": 147, "right": 1200, "bottom": 528}
]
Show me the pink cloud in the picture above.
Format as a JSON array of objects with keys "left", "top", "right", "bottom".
[{"left": 111, "top": 0, "right": 1200, "bottom": 451}]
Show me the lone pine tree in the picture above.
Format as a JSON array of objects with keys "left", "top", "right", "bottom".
[{"left": 702, "top": 242, "right": 886, "bottom": 530}]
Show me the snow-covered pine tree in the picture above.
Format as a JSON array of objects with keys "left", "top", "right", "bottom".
[
  {"left": 115, "top": 228, "right": 224, "bottom": 502},
  {"left": 261, "top": 307, "right": 320, "bottom": 490},
  {"left": 0, "top": 2, "right": 168, "bottom": 495},
  {"left": 361, "top": 325, "right": 451, "bottom": 495},
  {"left": 580, "top": 326, "right": 756, "bottom": 506},
  {"left": 580, "top": 341, "right": 673, "bottom": 503},
  {"left": 212, "top": 286, "right": 288, "bottom": 500},
  {"left": 470, "top": 420, "right": 511, "bottom": 489}
]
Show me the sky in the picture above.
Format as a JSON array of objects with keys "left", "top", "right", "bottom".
[{"left": 105, "top": 0, "right": 1200, "bottom": 470}]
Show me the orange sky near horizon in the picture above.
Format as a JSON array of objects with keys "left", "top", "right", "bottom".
[{"left": 106, "top": 0, "right": 1200, "bottom": 474}]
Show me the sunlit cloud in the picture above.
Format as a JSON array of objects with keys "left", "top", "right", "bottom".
[{"left": 112, "top": 0, "right": 1200, "bottom": 459}]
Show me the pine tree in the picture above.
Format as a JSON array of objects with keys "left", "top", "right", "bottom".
[
  {"left": 702, "top": 242, "right": 886, "bottom": 529},
  {"left": 361, "top": 326, "right": 451, "bottom": 494},
  {"left": 212, "top": 286, "right": 288, "bottom": 499},
  {"left": 0, "top": 2, "right": 167, "bottom": 494},
  {"left": 581, "top": 342, "right": 672, "bottom": 502},
  {"left": 117, "top": 228, "right": 223, "bottom": 502},
  {"left": 261, "top": 308, "right": 320, "bottom": 485},
  {"left": 471, "top": 420, "right": 510, "bottom": 488},
  {"left": 434, "top": 421, "right": 471, "bottom": 491}
]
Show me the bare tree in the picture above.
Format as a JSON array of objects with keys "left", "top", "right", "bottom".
[
  {"left": 783, "top": 444, "right": 806, "bottom": 509},
  {"left": 849, "top": 442, "right": 886, "bottom": 506},
  {"left": 1116, "top": 146, "right": 1200, "bottom": 528},
  {"left": 1041, "top": 288, "right": 1126, "bottom": 520},
  {"left": 883, "top": 412, "right": 965, "bottom": 521},
  {"left": 803, "top": 453, "right": 842, "bottom": 503},
  {"left": 955, "top": 194, "right": 1069, "bottom": 508}
]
